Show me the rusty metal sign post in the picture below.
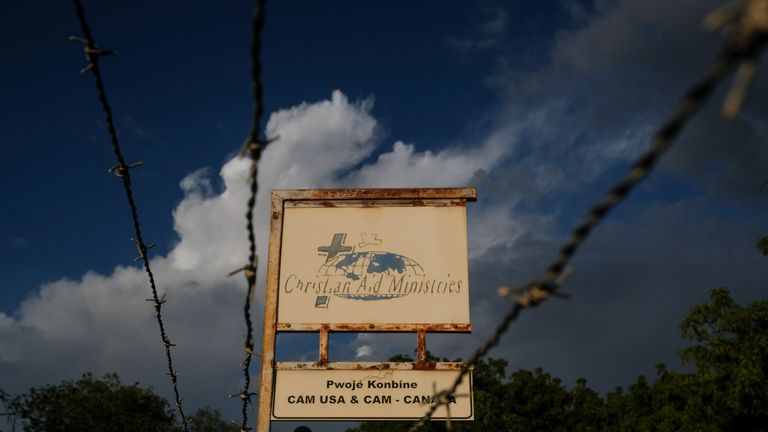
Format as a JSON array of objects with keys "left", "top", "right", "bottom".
[{"left": 258, "top": 188, "right": 477, "bottom": 430}]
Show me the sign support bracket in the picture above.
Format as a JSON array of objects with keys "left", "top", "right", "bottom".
[
  {"left": 417, "top": 328, "right": 427, "bottom": 364},
  {"left": 319, "top": 325, "right": 329, "bottom": 365}
]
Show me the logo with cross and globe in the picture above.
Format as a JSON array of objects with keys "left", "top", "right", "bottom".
[
  {"left": 281, "top": 232, "right": 465, "bottom": 308},
  {"left": 316, "top": 233, "right": 425, "bottom": 303}
]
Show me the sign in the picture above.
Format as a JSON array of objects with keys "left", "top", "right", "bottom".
[
  {"left": 278, "top": 205, "right": 470, "bottom": 324},
  {"left": 258, "top": 189, "right": 477, "bottom": 431},
  {"left": 272, "top": 364, "right": 474, "bottom": 420}
]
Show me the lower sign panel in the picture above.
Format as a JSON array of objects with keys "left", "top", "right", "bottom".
[{"left": 272, "top": 363, "right": 473, "bottom": 420}]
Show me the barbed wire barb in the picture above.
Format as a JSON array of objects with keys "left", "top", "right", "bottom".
[
  {"left": 132, "top": 238, "right": 156, "bottom": 262},
  {"left": 408, "top": 1, "right": 768, "bottom": 429},
  {"left": 70, "top": 1, "right": 189, "bottom": 430},
  {"left": 68, "top": 35, "right": 115, "bottom": 74},
  {"left": 108, "top": 161, "right": 144, "bottom": 177}
]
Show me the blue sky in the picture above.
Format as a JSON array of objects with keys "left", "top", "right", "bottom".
[{"left": 2, "top": 1, "right": 768, "bottom": 431}]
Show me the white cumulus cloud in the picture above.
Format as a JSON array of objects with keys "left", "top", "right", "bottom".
[{"left": 0, "top": 90, "right": 518, "bottom": 421}]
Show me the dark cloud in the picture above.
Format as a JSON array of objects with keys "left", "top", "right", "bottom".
[
  {"left": 490, "top": 0, "right": 768, "bottom": 202},
  {"left": 451, "top": 198, "right": 768, "bottom": 392}
]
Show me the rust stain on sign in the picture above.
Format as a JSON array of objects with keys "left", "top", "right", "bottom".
[
  {"left": 276, "top": 188, "right": 477, "bottom": 202},
  {"left": 276, "top": 322, "right": 472, "bottom": 332}
]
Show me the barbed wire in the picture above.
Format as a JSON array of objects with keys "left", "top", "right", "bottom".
[
  {"left": 409, "top": 1, "right": 768, "bottom": 430},
  {"left": 227, "top": 0, "right": 271, "bottom": 431},
  {"left": 70, "top": 1, "right": 189, "bottom": 430}
]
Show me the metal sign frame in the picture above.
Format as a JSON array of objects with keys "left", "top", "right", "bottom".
[{"left": 258, "top": 188, "right": 477, "bottom": 431}]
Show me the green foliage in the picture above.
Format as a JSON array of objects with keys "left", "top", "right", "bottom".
[
  {"left": 678, "top": 287, "right": 768, "bottom": 430},
  {"left": 1, "top": 373, "right": 176, "bottom": 432},
  {"left": 347, "top": 358, "right": 604, "bottom": 432},
  {"left": 757, "top": 236, "right": 768, "bottom": 256},
  {"left": 187, "top": 407, "right": 239, "bottom": 432},
  {"left": 598, "top": 288, "right": 767, "bottom": 431},
  {"left": 0, "top": 376, "right": 240, "bottom": 432}
]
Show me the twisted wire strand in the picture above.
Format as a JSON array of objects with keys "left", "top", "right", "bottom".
[
  {"left": 409, "top": 8, "right": 768, "bottom": 431},
  {"left": 71, "top": 1, "right": 188, "bottom": 430},
  {"left": 233, "top": 1, "right": 269, "bottom": 430}
]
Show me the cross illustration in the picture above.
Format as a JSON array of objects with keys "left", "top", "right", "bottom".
[{"left": 317, "top": 233, "right": 353, "bottom": 261}]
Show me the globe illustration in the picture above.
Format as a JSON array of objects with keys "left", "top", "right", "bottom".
[{"left": 319, "top": 252, "right": 425, "bottom": 300}]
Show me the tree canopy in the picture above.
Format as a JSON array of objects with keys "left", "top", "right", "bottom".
[
  {"left": 0, "top": 374, "right": 237, "bottom": 432},
  {"left": 0, "top": 373, "right": 174, "bottom": 432}
]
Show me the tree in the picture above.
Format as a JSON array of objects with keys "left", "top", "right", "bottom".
[
  {"left": 187, "top": 407, "right": 239, "bottom": 432},
  {"left": 678, "top": 287, "right": 768, "bottom": 430},
  {"left": 0, "top": 375, "right": 238, "bottom": 432},
  {"left": 757, "top": 236, "right": 768, "bottom": 256},
  {"left": 602, "top": 287, "right": 768, "bottom": 432},
  {"left": 347, "top": 355, "right": 605, "bottom": 432},
  {"left": 0, "top": 373, "right": 175, "bottom": 432}
]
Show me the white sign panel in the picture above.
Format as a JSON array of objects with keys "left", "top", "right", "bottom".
[
  {"left": 278, "top": 205, "right": 470, "bottom": 324},
  {"left": 272, "top": 367, "right": 473, "bottom": 420}
]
